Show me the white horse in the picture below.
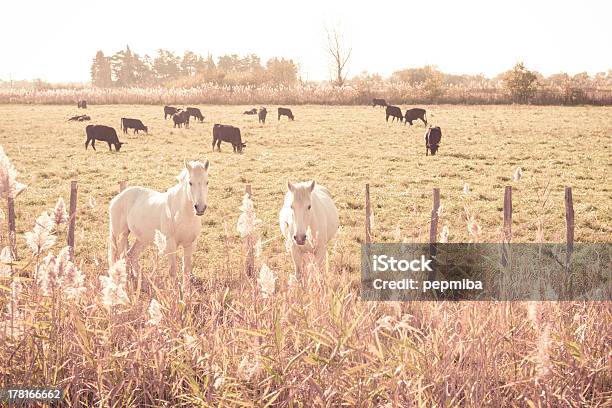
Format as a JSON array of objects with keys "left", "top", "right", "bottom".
[
  {"left": 279, "top": 181, "right": 339, "bottom": 276},
  {"left": 108, "top": 160, "right": 209, "bottom": 281}
]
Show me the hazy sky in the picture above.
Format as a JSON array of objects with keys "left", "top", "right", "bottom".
[{"left": 1, "top": 0, "right": 610, "bottom": 83}]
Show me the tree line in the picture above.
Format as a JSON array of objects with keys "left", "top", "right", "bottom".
[
  {"left": 89, "top": 47, "right": 612, "bottom": 105},
  {"left": 90, "top": 46, "right": 300, "bottom": 88},
  {"left": 351, "top": 64, "right": 612, "bottom": 105}
]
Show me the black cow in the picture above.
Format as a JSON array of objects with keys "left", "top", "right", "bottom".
[
  {"left": 77, "top": 100, "right": 87, "bottom": 109},
  {"left": 243, "top": 108, "right": 258, "bottom": 115},
  {"left": 405, "top": 108, "right": 427, "bottom": 126},
  {"left": 278, "top": 107, "right": 294, "bottom": 121},
  {"left": 173, "top": 111, "right": 190, "bottom": 128},
  {"left": 121, "top": 118, "right": 148, "bottom": 134},
  {"left": 372, "top": 98, "right": 388, "bottom": 107},
  {"left": 258, "top": 107, "right": 267, "bottom": 124},
  {"left": 424, "top": 127, "right": 442, "bottom": 156},
  {"left": 385, "top": 105, "right": 403, "bottom": 123},
  {"left": 212, "top": 124, "right": 246, "bottom": 153},
  {"left": 164, "top": 106, "right": 179, "bottom": 120},
  {"left": 85, "top": 125, "right": 124, "bottom": 152},
  {"left": 185, "top": 107, "right": 204, "bottom": 122},
  {"left": 68, "top": 115, "right": 91, "bottom": 122}
]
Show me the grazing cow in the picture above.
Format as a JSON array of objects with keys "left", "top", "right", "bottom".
[
  {"left": 121, "top": 118, "right": 148, "bottom": 134},
  {"left": 173, "top": 111, "right": 190, "bottom": 128},
  {"left": 278, "top": 107, "right": 294, "bottom": 121},
  {"left": 77, "top": 100, "right": 87, "bottom": 109},
  {"left": 424, "top": 127, "right": 442, "bottom": 156},
  {"left": 85, "top": 125, "right": 124, "bottom": 152},
  {"left": 243, "top": 108, "right": 258, "bottom": 115},
  {"left": 385, "top": 105, "right": 403, "bottom": 123},
  {"left": 68, "top": 115, "right": 91, "bottom": 122},
  {"left": 164, "top": 106, "right": 179, "bottom": 120},
  {"left": 405, "top": 108, "right": 427, "bottom": 126},
  {"left": 258, "top": 107, "right": 267, "bottom": 124},
  {"left": 185, "top": 107, "right": 204, "bottom": 122},
  {"left": 212, "top": 124, "right": 246, "bottom": 153},
  {"left": 372, "top": 98, "right": 388, "bottom": 107}
]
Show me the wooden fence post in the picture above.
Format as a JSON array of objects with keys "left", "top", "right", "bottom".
[
  {"left": 429, "top": 188, "right": 440, "bottom": 244},
  {"left": 565, "top": 187, "right": 574, "bottom": 270},
  {"left": 502, "top": 186, "right": 512, "bottom": 267},
  {"left": 429, "top": 188, "right": 440, "bottom": 281},
  {"left": 119, "top": 180, "right": 127, "bottom": 192},
  {"left": 7, "top": 195, "right": 16, "bottom": 259},
  {"left": 365, "top": 184, "right": 372, "bottom": 244},
  {"left": 245, "top": 184, "right": 254, "bottom": 277},
  {"left": 67, "top": 180, "right": 78, "bottom": 259}
]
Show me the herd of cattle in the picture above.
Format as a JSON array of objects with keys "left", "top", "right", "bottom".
[
  {"left": 73, "top": 98, "right": 441, "bottom": 155},
  {"left": 372, "top": 98, "right": 442, "bottom": 155}
]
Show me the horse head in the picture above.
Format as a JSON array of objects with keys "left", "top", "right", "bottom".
[
  {"left": 287, "top": 180, "right": 316, "bottom": 245},
  {"left": 179, "top": 159, "right": 210, "bottom": 216}
]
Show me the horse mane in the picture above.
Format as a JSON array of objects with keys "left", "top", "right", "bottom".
[
  {"left": 176, "top": 160, "right": 209, "bottom": 183},
  {"left": 176, "top": 168, "right": 189, "bottom": 183},
  {"left": 289, "top": 181, "right": 315, "bottom": 204}
]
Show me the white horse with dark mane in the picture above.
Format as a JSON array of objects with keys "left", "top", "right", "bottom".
[
  {"left": 279, "top": 181, "right": 339, "bottom": 276},
  {"left": 108, "top": 160, "right": 210, "bottom": 281}
]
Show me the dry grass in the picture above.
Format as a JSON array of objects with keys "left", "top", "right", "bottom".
[
  {"left": 2, "top": 84, "right": 611, "bottom": 105},
  {"left": 1, "top": 104, "right": 611, "bottom": 406}
]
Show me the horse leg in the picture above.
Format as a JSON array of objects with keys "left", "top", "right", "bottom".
[
  {"left": 291, "top": 245, "right": 303, "bottom": 279},
  {"left": 314, "top": 245, "right": 328, "bottom": 273},
  {"left": 182, "top": 244, "right": 194, "bottom": 289},
  {"left": 126, "top": 239, "right": 145, "bottom": 277},
  {"left": 165, "top": 240, "right": 179, "bottom": 279}
]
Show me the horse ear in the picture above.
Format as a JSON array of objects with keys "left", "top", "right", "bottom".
[
  {"left": 287, "top": 181, "right": 294, "bottom": 192},
  {"left": 309, "top": 180, "right": 316, "bottom": 192},
  {"left": 184, "top": 159, "right": 193, "bottom": 173},
  {"left": 204, "top": 159, "right": 210, "bottom": 171}
]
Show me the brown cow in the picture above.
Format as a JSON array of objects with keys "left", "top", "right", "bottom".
[
  {"left": 172, "top": 111, "right": 190, "bottom": 128},
  {"left": 424, "top": 127, "right": 442, "bottom": 156},
  {"left": 405, "top": 108, "right": 427, "bottom": 126},
  {"left": 385, "top": 105, "right": 403, "bottom": 123},
  {"left": 258, "top": 107, "right": 267, "bottom": 124}
]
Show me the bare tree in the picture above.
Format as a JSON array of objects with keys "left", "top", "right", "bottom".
[{"left": 325, "top": 25, "right": 352, "bottom": 87}]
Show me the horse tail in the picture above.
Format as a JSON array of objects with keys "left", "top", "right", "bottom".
[
  {"left": 108, "top": 230, "right": 119, "bottom": 267},
  {"left": 108, "top": 207, "right": 120, "bottom": 266},
  {"left": 108, "top": 194, "right": 128, "bottom": 266}
]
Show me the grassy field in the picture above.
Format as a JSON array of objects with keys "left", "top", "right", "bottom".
[
  {"left": 1, "top": 104, "right": 611, "bottom": 406},
  {"left": 1, "top": 104, "right": 610, "bottom": 275}
]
